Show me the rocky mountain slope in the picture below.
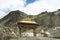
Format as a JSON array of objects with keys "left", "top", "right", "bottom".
[
  {"left": 0, "top": 10, "right": 27, "bottom": 40},
  {"left": 0, "top": 10, "right": 27, "bottom": 27},
  {"left": 34, "top": 9, "right": 60, "bottom": 30},
  {"left": 0, "top": 9, "right": 60, "bottom": 39}
]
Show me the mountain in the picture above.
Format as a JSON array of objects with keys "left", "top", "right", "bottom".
[
  {"left": 0, "top": 9, "right": 60, "bottom": 39},
  {"left": 34, "top": 9, "right": 60, "bottom": 30},
  {"left": 0, "top": 10, "right": 27, "bottom": 39},
  {"left": 0, "top": 10, "right": 27, "bottom": 27}
]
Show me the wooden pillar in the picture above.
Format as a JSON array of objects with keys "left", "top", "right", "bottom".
[
  {"left": 33, "top": 28, "right": 36, "bottom": 37},
  {"left": 18, "top": 25, "right": 22, "bottom": 37},
  {"left": 19, "top": 27, "right": 22, "bottom": 37}
]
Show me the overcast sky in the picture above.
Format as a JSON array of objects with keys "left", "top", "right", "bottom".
[{"left": 0, "top": 0, "right": 60, "bottom": 19}]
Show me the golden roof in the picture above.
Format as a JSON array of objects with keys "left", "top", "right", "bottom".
[
  {"left": 20, "top": 17, "right": 37, "bottom": 24},
  {"left": 20, "top": 21, "right": 37, "bottom": 24}
]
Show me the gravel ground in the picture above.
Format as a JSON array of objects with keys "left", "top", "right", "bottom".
[{"left": 10, "top": 37, "right": 60, "bottom": 40}]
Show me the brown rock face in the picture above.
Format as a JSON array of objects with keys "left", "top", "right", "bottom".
[
  {"left": 0, "top": 9, "right": 60, "bottom": 39},
  {"left": 0, "top": 10, "right": 27, "bottom": 39}
]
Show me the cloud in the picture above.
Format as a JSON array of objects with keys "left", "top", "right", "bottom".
[
  {"left": 0, "top": 0, "right": 25, "bottom": 19},
  {"left": 0, "top": 11, "right": 7, "bottom": 19},
  {"left": 22, "top": 0, "right": 60, "bottom": 15},
  {"left": 0, "top": 0, "right": 60, "bottom": 19}
]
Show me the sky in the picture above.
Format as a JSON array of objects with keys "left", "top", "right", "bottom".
[{"left": 0, "top": 0, "right": 60, "bottom": 19}]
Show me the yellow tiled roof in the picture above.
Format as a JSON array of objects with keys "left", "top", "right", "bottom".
[
  {"left": 20, "top": 20, "right": 37, "bottom": 24},
  {"left": 20, "top": 17, "right": 37, "bottom": 24}
]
